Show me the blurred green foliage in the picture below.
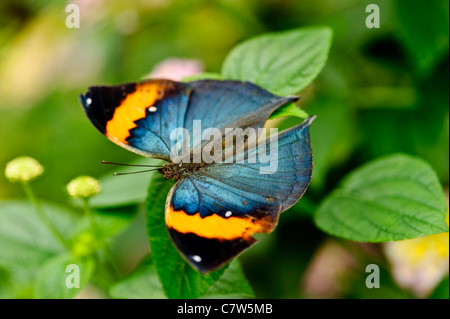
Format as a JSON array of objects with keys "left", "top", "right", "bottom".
[{"left": 0, "top": 0, "right": 448, "bottom": 299}]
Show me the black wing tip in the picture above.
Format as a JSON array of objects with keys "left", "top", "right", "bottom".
[
  {"left": 78, "top": 91, "right": 88, "bottom": 108},
  {"left": 78, "top": 90, "right": 92, "bottom": 116},
  {"left": 78, "top": 89, "right": 107, "bottom": 134}
]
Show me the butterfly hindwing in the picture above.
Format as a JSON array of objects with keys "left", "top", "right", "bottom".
[
  {"left": 201, "top": 116, "right": 315, "bottom": 211},
  {"left": 165, "top": 117, "right": 314, "bottom": 272},
  {"left": 166, "top": 176, "right": 281, "bottom": 273}
]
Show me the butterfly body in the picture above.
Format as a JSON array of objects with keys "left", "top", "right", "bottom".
[
  {"left": 80, "top": 79, "right": 314, "bottom": 273},
  {"left": 157, "top": 162, "right": 203, "bottom": 180}
]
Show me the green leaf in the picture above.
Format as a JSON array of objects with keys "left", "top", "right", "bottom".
[
  {"left": 145, "top": 174, "right": 227, "bottom": 299},
  {"left": 0, "top": 265, "right": 38, "bottom": 299},
  {"left": 222, "top": 26, "right": 332, "bottom": 95},
  {"left": 110, "top": 256, "right": 253, "bottom": 299},
  {"left": 268, "top": 102, "right": 309, "bottom": 120},
  {"left": 34, "top": 254, "right": 94, "bottom": 299},
  {"left": 109, "top": 255, "right": 166, "bottom": 299},
  {"left": 74, "top": 206, "right": 138, "bottom": 240},
  {"left": 95, "top": 206, "right": 139, "bottom": 239},
  {"left": 0, "top": 200, "right": 77, "bottom": 268},
  {"left": 182, "top": 72, "right": 223, "bottom": 82},
  {"left": 202, "top": 260, "right": 254, "bottom": 299},
  {"left": 0, "top": 267, "right": 11, "bottom": 298},
  {"left": 314, "top": 154, "right": 449, "bottom": 242},
  {"left": 91, "top": 158, "right": 162, "bottom": 208}
]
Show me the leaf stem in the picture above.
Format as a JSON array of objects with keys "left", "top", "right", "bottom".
[{"left": 22, "top": 182, "right": 69, "bottom": 249}]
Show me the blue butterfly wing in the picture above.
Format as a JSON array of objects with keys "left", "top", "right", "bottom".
[
  {"left": 166, "top": 117, "right": 314, "bottom": 272},
  {"left": 184, "top": 80, "right": 298, "bottom": 137},
  {"left": 80, "top": 79, "right": 297, "bottom": 160},
  {"left": 201, "top": 116, "right": 315, "bottom": 211},
  {"left": 79, "top": 79, "right": 191, "bottom": 160}
]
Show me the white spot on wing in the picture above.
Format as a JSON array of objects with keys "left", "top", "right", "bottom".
[
  {"left": 86, "top": 97, "right": 92, "bottom": 105},
  {"left": 225, "top": 211, "right": 232, "bottom": 217},
  {"left": 148, "top": 106, "right": 157, "bottom": 112},
  {"left": 192, "top": 255, "right": 202, "bottom": 262}
]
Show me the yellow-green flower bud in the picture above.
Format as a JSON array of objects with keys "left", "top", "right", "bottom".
[
  {"left": 67, "top": 176, "right": 101, "bottom": 198},
  {"left": 4, "top": 156, "right": 44, "bottom": 183},
  {"left": 71, "top": 231, "right": 97, "bottom": 258}
]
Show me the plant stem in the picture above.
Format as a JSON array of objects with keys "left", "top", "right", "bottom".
[
  {"left": 82, "top": 198, "right": 121, "bottom": 280},
  {"left": 22, "top": 182, "right": 69, "bottom": 249},
  {"left": 82, "top": 198, "right": 98, "bottom": 236}
]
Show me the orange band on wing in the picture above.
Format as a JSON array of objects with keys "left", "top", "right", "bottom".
[
  {"left": 165, "top": 206, "right": 276, "bottom": 241},
  {"left": 105, "top": 82, "right": 163, "bottom": 143}
]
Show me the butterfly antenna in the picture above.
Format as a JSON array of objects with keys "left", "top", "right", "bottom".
[
  {"left": 101, "top": 161, "right": 162, "bottom": 168},
  {"left": 112, "top": 168, "right": 160, "bottom": 176}
]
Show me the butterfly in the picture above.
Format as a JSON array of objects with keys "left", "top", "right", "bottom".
[{"left": 79, "top": 79, "right": 314, "bottom": 273}]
